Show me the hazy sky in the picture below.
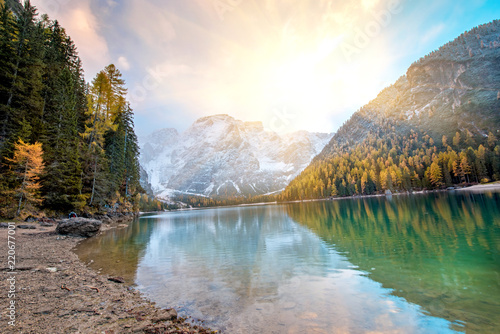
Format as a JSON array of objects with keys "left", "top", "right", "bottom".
[{"left": 30, "top": 0, "right": 500, "bottom": 136}]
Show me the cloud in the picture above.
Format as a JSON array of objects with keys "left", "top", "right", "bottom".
[
  {"left": 124, "top": 1, "right": 177, "bottom": 48},
  {"left": 117, "top": 56, "right": 131, "bottom": 71},
  {"left": 121, "top": 0, "right": 409, "bottom": 134},
  {"left": 32, "top": 0, "right": 498, "bottom": 137}
]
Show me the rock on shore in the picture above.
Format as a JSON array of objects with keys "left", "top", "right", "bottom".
[
  {"left": 56, "top": 218, "right": 102, "bottom": 237},
  {"left": 0, "top": 225, "right": 215, "bottom": 333}
]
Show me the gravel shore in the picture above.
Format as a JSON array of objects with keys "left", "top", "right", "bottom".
[
  {"left": 456, "top": 182, "right": 500, "bottom": 192},
  {"left": 0, "top": 223, "right": 216, "bottom": 333}
]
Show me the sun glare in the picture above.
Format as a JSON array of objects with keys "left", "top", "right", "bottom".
[{"left": 258, "top": 36, "right": 346, "bottom": 133}]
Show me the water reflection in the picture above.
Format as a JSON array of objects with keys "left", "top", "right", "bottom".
[
  {"left": 75, "top": 192, "right": 500, "bottom": 333},
  {"left": 286, "top": 192, "right": 500, "bottom": 333},
  {"left": 75, "top": 216, "right": 156, "bottom": 283}
]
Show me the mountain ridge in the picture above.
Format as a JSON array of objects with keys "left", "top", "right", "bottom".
[
  {"left": 139, "top": 114, "right": 332, "bottom": 199},
  {"left": 282, "top": 20, "right": 500, "bottom": 200}
]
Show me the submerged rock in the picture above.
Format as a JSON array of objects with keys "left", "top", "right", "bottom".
[{"left": 56, "top": 218, "right": 102, "bottom": 237}]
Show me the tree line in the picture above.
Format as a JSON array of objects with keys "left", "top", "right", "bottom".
[
  {"left": 172, "top": 127, "right": 500, "bottom": 206},
  {"left": 279, "top": 125, "right": 500, "bottom": 201},
  {"left": 0, "top": 1, "right": 142, "bottom": 218}
]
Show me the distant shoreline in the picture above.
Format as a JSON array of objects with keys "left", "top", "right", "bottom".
[
  {"left": 142, "top": 182, "right": 500, "bottom": 215},
  {"left": 455, "top": 182, "right": 500, "bottom": 192}
]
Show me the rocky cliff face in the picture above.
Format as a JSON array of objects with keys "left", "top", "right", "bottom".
[
  {"left": 318, "top": 20, "right": 500, "bottom": 159},
  {"left": 139, "top": 115, "right": 332, "bottom": 199}
]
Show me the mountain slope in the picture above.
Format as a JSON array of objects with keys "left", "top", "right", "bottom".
[
  {"left": 282, "top": 20, "right": 500, "bottom": 200},
  {"left": 139, "top": 115, "right": 332, "bottom": 199}
]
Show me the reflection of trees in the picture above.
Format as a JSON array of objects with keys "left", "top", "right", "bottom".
[
  {"left": 286, "top": 192, "right": 500, "bottom": 333},
  {"left": 74, "top": 217, "right": 156, "bottom": 283},
  {"left": 138, "top": 206, "right": 335, "bottom": 322}
]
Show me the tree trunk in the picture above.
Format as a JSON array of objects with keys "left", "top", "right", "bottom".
[
  {"left": 89, "top": 158, "right": 97, "bottom": 206},
  {"left": 16, "top": 162, "right": 28, "bottom": 216}
]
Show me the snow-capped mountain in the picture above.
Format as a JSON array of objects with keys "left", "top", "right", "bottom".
[{"left": 139, "top": 114, "right": 332, "bottom": 199}]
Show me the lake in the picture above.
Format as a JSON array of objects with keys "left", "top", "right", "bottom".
[{"left": 75, "top": 190, "right": 500, "bottom": 333}]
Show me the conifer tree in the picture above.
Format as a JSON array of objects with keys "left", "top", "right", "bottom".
[
  {"left": 0, "top": 1, "right": 45, "bottom": 198},
  {"left": 0, "top": 2, "right": 17, "bottom": 148},
  {"left": 4, "top": 1, "right": 44, "bottom": 144},
  {"left": 6, "top": 139, "right": 44, "bottom": 217},
  {"left": 83, "top": 64, "right": 140, "bottom": 208},
  {"left": 429, "top": 162, "right": 443, "bottom": 188},
  {"left": 40, "top": 20, "right": 86, "bottom": 210}
]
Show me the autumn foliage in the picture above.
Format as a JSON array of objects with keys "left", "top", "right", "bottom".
[{"left": 5, "top": 139, "right": 45, "bottom": 217}]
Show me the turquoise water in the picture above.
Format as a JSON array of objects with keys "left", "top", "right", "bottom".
[{"left": 76, "top": 190, "right": 500, "bottom": 333}]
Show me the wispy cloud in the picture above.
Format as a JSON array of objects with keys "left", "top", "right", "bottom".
[
  {"left": 29, "top": 0, "right": 500, "bottom": 136},
  {"left": 420, "top": 23, "right": 446, "bottom": 44},
  {"left": 117, "top": 56, "right": 131, "bottom": 71}
]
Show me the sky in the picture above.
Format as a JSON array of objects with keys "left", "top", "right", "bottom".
[{"left": 30, "top": 0, "right": 500, "bottom": 136}]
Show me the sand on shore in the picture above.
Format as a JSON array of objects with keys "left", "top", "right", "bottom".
[
  {"left": 456, "top": 182, "right": 500, "bottom": 192},
  {"left": 0, "top": 223, "right": 215, "bottom": 334}
]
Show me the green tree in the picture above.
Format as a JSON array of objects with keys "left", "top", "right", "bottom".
[
  {"left": 83, "top": 64, "right": 141, "bottom": 209},
  {"left": 0, "top": 0, "right": 44, "bottom": 151},
  {"left": 40, "top": 20, "right": 87, "bottom": 211}
]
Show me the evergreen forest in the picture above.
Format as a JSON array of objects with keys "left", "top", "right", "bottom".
[{"left": 0, "top": 1, "right": 142, "bottom": 218}]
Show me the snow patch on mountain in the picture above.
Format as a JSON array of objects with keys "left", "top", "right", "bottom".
[{"left": 139, "top": 114, "right": 332, "bottom": 199}]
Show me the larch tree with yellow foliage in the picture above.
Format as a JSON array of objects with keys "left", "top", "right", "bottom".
[{"left": 6, "top": 139, "right": 45, "bottom": 217}]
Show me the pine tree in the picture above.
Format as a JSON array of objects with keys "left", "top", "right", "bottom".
[
  {"left": 83, "top": 64, "right": 141, "bottom": 209},
  {"left": 0, "top": 1, "right": 45, "bottom": 197},
  {"left": 5, "top": 1, "right": 45, "bottom": 144},
  {"left": 0, "top": 2, "right": 17, "bottom": 149},
  {"left": 40, "top": 20, "right": 87, "bottom": 210},
  {"left": 475, "top": 145, "right": 488, "bottom": 182}
]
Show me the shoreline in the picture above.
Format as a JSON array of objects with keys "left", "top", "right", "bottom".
[
  {"left": 146, "top": 182, "right": 500, "bottom": 215},
  {"left": 3, "top": 183, "right": 498, "bottom": 332},
  {"left": 455, "top": 182, "right": 500, "bottom": 192},
  {"left": 0, "top": 222, "right": 215, "bottom": 333}
]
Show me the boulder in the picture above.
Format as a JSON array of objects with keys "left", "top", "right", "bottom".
[
  {"left": 56, "top": 218, "right": 102, "bottom": 237},
  {"left": 108, "top": 276, "right": 125, "bottom": 283}
]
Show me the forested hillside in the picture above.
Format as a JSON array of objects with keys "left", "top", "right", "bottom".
[
  {"left": 0, "top": 1, "right": 141, "bottom": 218},
  {"left": 280, "top": 20, "right": 500, "bottom": 201}
]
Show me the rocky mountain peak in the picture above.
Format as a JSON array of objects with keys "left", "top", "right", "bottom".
[{"left": 139, "top": 115, "right": 332, "bottom": 199}]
